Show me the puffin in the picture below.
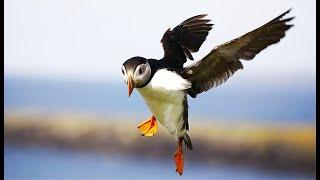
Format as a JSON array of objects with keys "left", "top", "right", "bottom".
[{"left": 121, "top": 9, "right": 293, "bottom": 175}]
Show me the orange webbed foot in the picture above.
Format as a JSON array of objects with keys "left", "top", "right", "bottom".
[
  {"left": 174, "top": 139, "right": 184, "bottom": 175},
  {"left": 137, "top": 115, "right": 157, "bottom": 136}
]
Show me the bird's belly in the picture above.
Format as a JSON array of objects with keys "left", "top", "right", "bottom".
[{"left": 137, "top": 87, "right": 185, "bottom": 137}]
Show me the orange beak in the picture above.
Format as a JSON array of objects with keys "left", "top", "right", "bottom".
[{"left": 127, "top": 75, "right": 135, "bottom": 97}]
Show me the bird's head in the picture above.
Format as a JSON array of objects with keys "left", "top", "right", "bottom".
[{"left": 122, "top": 56, "right": 151, "bottom": 97}]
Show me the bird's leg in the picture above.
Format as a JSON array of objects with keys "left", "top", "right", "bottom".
[
  {"left": 174, "top": 137, "right": 184, "bottom": 175},
  {"left": 137, "top": 115, "right": 157, "bottom": 136}
]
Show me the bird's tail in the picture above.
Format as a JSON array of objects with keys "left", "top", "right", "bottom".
[{"left": 183, "top": 134, "right": 193, "bottom": 150}]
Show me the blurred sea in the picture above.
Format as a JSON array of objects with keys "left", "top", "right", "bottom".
[
  {"left": 4, "top": 76, "right": 316, "bottom": 123},
  {"left": 4, "top": 76, "right": 316, "bottom": 180},
  {"left": 4, "top": 147, "right": 314, "bottom": 180}
]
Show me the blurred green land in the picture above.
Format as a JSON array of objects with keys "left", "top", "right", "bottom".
[{"left": 4, "top": 111, "right": 315, "bottom": 175}]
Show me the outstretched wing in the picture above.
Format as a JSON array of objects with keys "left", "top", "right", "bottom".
[
  {"left": 180, "top": 9, "right": 294, "bottom": 98},
  {"left": 161, "top": 14, "right": 213, "bottom": 69}
]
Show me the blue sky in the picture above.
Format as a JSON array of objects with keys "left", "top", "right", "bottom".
[{"left": 4, "top": 0, "right": 315, "bottom": 86}]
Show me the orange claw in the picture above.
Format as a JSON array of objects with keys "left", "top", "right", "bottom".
[
  {"left": 137, "top": 116, "right": 157, "bottom": 136},
  {"left": 174, "top": 139, "right": 184, "bottom": 175}
]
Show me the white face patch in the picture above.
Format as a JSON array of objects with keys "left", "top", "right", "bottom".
[
  {"left": 121, "top": 65, "right": 128, "bottom": 84},
  {"left": 121, "top": 61, "right": 151, "bottom": 88},
  {"left": 132, "top": 61, "right": 151, "bottom": 87}
]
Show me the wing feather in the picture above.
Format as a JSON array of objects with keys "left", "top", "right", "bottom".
[
  {"left": 161, "top": 14, "right": 213, "bottom": 68},
  {"left": 181, "top": 9, "right": 294, "bottom": 97}
]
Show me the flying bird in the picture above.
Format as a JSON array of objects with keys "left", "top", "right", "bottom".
[{"left": 121, "top": 9, "right": 294, "bottom": 175}]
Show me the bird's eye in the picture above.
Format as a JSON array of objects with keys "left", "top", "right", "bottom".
[
  {"left": 139, "top": 66, "right": 144, "bottom": 74},
  {"left": 121, "top": 68, "right": 125, "bottom": 75}
]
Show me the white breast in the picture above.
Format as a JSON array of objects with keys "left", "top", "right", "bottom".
[{"left": 137, "top": 69, "right": 191, "bottom": 137}]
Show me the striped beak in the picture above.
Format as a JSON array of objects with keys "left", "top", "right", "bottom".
[{"left": 127, "top": 75, "right": 135, "bottom": 97}]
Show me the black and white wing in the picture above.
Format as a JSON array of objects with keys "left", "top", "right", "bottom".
[
  {"left": 180, "top": 9, "right": 294, "bottom": 98},
  {"left": 161, "top": 14, "right": 213, "bottom": 69}
]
